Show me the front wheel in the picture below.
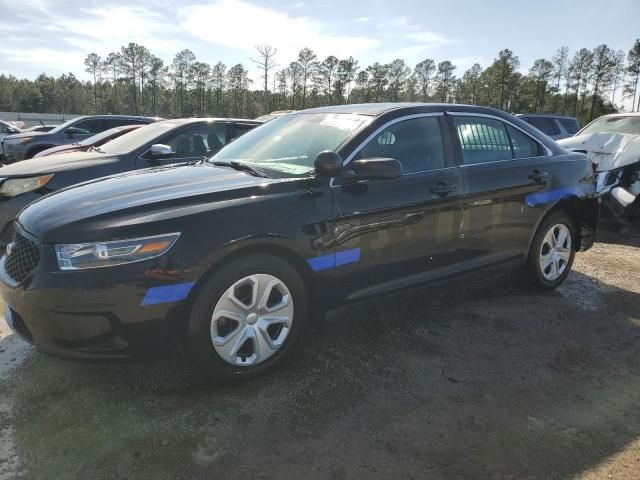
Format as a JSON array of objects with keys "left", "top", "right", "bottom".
[
  {"left": 186, "top": 254, "right": 308, "bottom": 382},
  {"left": 526, "top": 211, "right": 576, "bottom": 290}
]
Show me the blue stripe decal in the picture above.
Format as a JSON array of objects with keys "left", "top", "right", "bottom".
[
  {"left": 141, "top": 282, "right": 195, "bottom": 306},
  {"left": 335, "top": 248, "right": 361, "bottom": 266},
  {"left": 307, "top": 248, "right": 361, "bottom": 272},
  {"left": 525, "top": 187, "right": 579, "bottom": 207}
]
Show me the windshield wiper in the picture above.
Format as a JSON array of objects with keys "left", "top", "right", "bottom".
[
  {"left": 89, "top": 146, "right": 105, "bottom": 153},
  {"left": 211, "top": 161, "right": 269, "bottom": 178}
]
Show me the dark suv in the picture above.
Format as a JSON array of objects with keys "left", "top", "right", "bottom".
[
  {"left": 0, "top": 103, "right": 598, "bottom": 382},
  {"left": 1, "top": 115, "right": 159, "bottom": 163},
  {"left": 0, "top": 118, "right": 260, "bottom": 248}
]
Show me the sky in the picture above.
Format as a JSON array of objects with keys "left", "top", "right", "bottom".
[{"left": 1, "top": 0, "right": 639, "bottom": 88}]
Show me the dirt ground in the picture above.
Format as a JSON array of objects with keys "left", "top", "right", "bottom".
[{"left": 0, "top": 228, "right": 639, "bottom": 480}]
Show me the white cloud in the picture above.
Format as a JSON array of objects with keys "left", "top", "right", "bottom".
[
  {"left": 405, "top": 32, "right": 454, "bottom": 45},
  {"left": 178, "top": 0, "right": 381, "bottom": 64},
  {"left": 0, "top": 3, "right": 184, "bottom": 78}
]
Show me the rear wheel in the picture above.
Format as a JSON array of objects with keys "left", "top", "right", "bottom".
[
  {"left": 186, "top": 254, "right": 308, "bottom": 382},
  {"left": 526, "top": 211, "right": 576, "bottom": 290}
]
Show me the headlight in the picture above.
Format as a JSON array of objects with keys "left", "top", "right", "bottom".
[
  {"left": 55, "top": 233, "right": 180, "bottom": 270},
  {"left": 0, "top": 175, "right": 54, "bottom": 197}
]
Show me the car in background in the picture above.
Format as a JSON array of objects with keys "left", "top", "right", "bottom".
[
  {"left": 0, "top": 118, "right": 261, "bottom": 248},
  {"left": 34, "top": 125, "right": 143, "bottom": 158},
  {"left": 518, "top": 114, "right": 580, "bottom": 140},
  {"left": 255, "top": 110, "right": 296, "bottom": 122},
  {"left": 558, "top": 113, "right": 640, "bottom": 222},
  {"left": 24, "top": 125, "right": 56, "bottom": 133},
  {"left": 0, "top": 103, "right": 598, "bottom": 381},
  {"left": 0, "top": 121, "right": 23, "bottom": 163},
  {"left": 0, "top": 120, "right": 22, "bottom": 142},
  {"left": 0, "top": 115, "right": 160, "bottom": 164}
]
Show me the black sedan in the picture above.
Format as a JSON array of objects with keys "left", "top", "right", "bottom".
[
  {"left": 0, "top": 103, "right": 598, "bottom": 381},
  {"left": 0, "top": 118, "right": 261, "bottom": 248}
]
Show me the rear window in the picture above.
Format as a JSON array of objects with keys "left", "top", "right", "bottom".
[
  {"left": 526, "top": 117, "right": 560, "bottom": 136},
  {"left": 557, "top": 118, "right": 580, "bottom": 134}
]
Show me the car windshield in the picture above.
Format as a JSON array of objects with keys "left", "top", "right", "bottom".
[
  {"left": 580, "top": 116, "right": 640, "bottom": 136},
  {"left": 98, "top": 122, "right": 180, "bottom": 154},
  {"left": 207, "top": 113, "right": 371, "bottom": 176}
]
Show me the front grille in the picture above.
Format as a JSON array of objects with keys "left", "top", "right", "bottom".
[{"left": 5, "top": 231, "right": 41, "bottom": 283}]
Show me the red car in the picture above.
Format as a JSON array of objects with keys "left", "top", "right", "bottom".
[{"left": 33, "top": 125, "right": 143, "bottom": 158}]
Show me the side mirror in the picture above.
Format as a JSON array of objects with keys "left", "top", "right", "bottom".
[
  {"left": 343, "top": 157, "right": 402, "bottom": 182},
  {"left": 314, "top": 150, "right": 343, "bottom": 177},
  {"left": 149, "top": 144, "right": 173, "bottom": 160}
]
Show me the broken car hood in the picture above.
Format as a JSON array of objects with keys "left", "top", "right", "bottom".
[{"left": 558, "top": 132, "right": 640, "bottom": 172}]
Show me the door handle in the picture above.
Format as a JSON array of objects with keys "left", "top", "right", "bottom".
[
  {"left": 430, "top": 183, "right": 459, "bottom": 196},
  {"left": 528, "top": 170, "right": 549, "bottom": 183}
]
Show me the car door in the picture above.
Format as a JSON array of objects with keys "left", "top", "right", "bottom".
[
  {"left": 136, "top": 122, "right": 231, "bottom": 168},
  {"left": 329, "top": 114, "right": 464, "bottom": 300},
  {"left": 449, "top": 113, "right": 554, "bottom": 267}
]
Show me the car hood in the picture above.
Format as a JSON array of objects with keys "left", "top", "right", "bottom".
[
  {"left": 0, "top": 151, "right": 120, "bottom": 175},
  {"left": 557, "top": 132, "right": 640, "bottom": 171},
  {"left": 3, "top": 131, "right": 47, "bottom": 141},
  {"left": 18, "top": 162, "right": 283, "bottom": 242},
  {"left": 35, "top": 144, "right": 82, "bottom": 157}
]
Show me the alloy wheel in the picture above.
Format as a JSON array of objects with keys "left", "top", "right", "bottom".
[
  {"left": 210, "top": 274, "right": 294, "bottom": 366},
  {"left": 539, "top": 223, "right": 572, "bottom": 281}
]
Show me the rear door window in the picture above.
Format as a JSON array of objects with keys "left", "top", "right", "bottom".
[
  {"left": 527, "top": 117, "right": 559, "bottom": 136},
  {"left": 557, "top": 118, "right": 580, "bottom": 134},
  {"left": 507, "top": 126, "right": 541, "bottom": 158},
  {"left": 453, "top": 117, "right": 512, "bottom": 164}
]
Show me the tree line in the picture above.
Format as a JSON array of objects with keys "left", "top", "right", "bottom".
[{"left": 1, "top": 39, "right": 639, "bottom": 125}]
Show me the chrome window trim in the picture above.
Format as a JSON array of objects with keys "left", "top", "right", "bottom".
[
  {"left": 447, "top": 111, "right": 554, "bottom": 158},
  {"left": 342, "top": 112, "right": 445, "bottom": 166},
  {"left": 330, "top": 113, "right": 447, "bottom": 187}
]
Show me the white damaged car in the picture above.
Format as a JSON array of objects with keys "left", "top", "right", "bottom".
[{"left": 558, "top": 113, "right": 640, "bottom": 222}]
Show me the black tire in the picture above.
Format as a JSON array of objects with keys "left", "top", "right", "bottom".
[
  {"left": 526, "top": 211, "right": 576, "bottom": 291},
  {"left": 186, "top": 254, "right": 308, "bottom": 382}
]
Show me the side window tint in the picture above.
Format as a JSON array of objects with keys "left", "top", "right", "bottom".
[
  {"left": 453, "top": 117, "right": 512, "bottom": 164},
  {"left": 527, "top": 117, "right": 557, "bottom": 135},
  {"left": 72, "top": 119, "right": 105, "bottom": 134},
  {"left": 230, "top": 123, "right": 256, "bottom": 141},
  {"left": 162, "top": 124, "right": 228, "bottom": 159},
  {"left": 106, "top": 119, "right": 138, "bottom": 129},
  {"left": 354, "top": 116, "right": 445, "bottom": 174},
  {"left": 507, "top": 126, "right": 540, "bottom": 159},
  {"left": 558, "top": 118, "right": 579, "bottom": 134}
]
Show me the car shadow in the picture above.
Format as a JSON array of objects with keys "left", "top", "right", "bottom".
[{"left": 1, "top": 264, "right": 639, "bottom": 478}]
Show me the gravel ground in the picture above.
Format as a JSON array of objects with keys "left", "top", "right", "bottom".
[{"left": 0, "top": 227, "right": 639, "bottom": 479}]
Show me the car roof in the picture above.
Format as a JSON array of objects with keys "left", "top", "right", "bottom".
[
  {"left": 155, "top": 117, "right": 262, "bottom": 125},
  {"left": 596, "top": 112, "right": 640, "bottom": 118},
  {"left": 71, "top": 115, "right": 162, "bottom": 121},
  {"left": 296, "top": 102, "right": 523, "bottom": 118},
  {"left": 517, "top": 113, "right": 578, "bottom": 120}
]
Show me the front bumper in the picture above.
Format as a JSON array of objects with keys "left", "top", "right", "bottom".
[
  {"left": 1, "top": 142, "right": 27, "bottom": 164},
  {"left": 0, "top": 193, "right": 40, "bottom": 249},
  {"left": 0, "top": 250, "right": 194, "bottom": 360}
]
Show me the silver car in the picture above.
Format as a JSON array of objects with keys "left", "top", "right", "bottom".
[{"left": 1, "top": 115, "right": 160, "bottom": 164}]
